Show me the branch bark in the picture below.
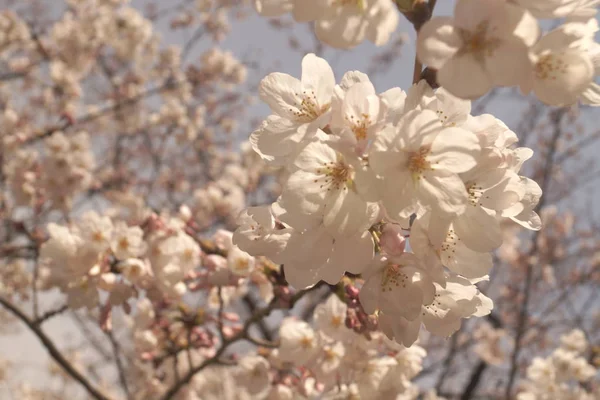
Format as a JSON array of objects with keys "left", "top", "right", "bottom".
[{"left": 0, "top": 296, "right": 113, "bottom": 400}]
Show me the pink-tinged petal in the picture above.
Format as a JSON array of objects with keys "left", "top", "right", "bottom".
[
  {"left": 430, "top": 127, "right": 480, "bottom": 173},
  {"left": 454, "top": 206, "right": 502, "bottom": 252},
  {"left": 437, "top": 54, "right": 493, "bottom": 99},
  {"left": 419, "top": 169, "right": 468, "bottom": 215},
  {"left": 259, "top": 72, "right": 303, "bottom": 118},
  {"left": 300, "top": 53, "right": 335, "bottom": 106},
  {"left": 417, "top": 17, "right": 461, "bottom": 69}
]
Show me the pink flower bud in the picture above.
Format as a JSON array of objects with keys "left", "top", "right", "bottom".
[{"left": 380, "top": 224, "right": 406, "bottom": 256}]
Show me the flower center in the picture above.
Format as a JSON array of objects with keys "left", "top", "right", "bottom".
[
  {"left": 292, "top": 90, "right": 330, "bottom": 122},
  {"left": 466, "top": 182, "right": 485, "bottom": 207},
  {"left": 315, "top": 158, "right": 354, "bottom": 192},
  {"left": 300, "top": 335, "right": 314, "bottom": 349},
  {"left": 535, "top": 53, "right": 568, "bottom": 81},
  {"left": 381, "top": 264, "right": 408, "bottom": 292},
  {"left": 407, "top": 146, "right": 432, "bottom": 181},
  {"left": 347, "top": 112, "right": 371, "bottom": 141},
  {"left": 458, "top": 22, "right": 501, "bottom": 60}
]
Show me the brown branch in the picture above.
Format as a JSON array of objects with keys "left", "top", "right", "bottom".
[
  {"left": 0, "top": 296, "right": 112, "bottom": 400},
  {"left": 160, "top": 283, "right": 325, "bottom": 400}
]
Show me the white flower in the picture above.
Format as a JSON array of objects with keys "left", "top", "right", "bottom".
[
  {"left": 314, "top": 294, "right": 350, "bottom": 340},
  {"left": 282, "top": 136, "right": 379, "bottom": 237},
  {"left": 502, "top": 177, "right": 542, "bottom": 231},
  {"left": 281, "top": 223, "right": 374, "bottom": 289},
  {"left": 312, "top": 341, "right": 346, "bottom": 388},
  {"left": 329, "top": 79, "right": 387, "bottom": 154},
  {"left": 360, "top": 254, "right": 436, "bottom": 321},
  {"left": 232, "top": 205, "right": 291, "bottom": 262},
  {"left": 370, "top": 109, "right": 480, "bottom": 218},
  {"left": 251, "top": 54, "right": 334, "bottom": 164},
  {"left": 520, "top": 20, "right": 597, "bottom": 106},
  {"left": 76, "top": 211, "right": 113, "bottom": 253},
  {"left": 410, "top": 212, "right": 492, "bottom": 280},
  {"left": 236, "top": 355, "right": 271, "bottom": 395},
  {"left": 278, "top": 318, "right": 320, "bottom": 365},
  {"left": 227, "top": 246, "right": 256, "bottom": 277},
  {"left": 559, "top": 329, "right": 588, "bottom": 354},
  {"left": 111, "top": 222, "right": 146, "bottom": 260},
  {"left": 417, "top": 0, "right": 539, "bottom": 98},
  {"left": 453, "top": 167, "right": 523, "bottom": 252}
]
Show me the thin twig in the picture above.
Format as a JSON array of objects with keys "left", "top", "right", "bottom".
[
  {"left": 106, "top": 330, "right": 132, "bottom": 400},
  {"left": 33, "top": 304, "right": 69, "bottom": 326},
  {"left": 160, "top": 283, "right": 324, "bottom": 400},
  {"left": 0, "top": 296, "right": 112, "bottom": 400}
]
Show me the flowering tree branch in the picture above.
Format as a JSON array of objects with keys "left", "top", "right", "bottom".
[{"left": 0, "top": 296, "right": 113, "bottom": 400}]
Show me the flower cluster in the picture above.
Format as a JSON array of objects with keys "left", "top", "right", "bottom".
[
  {"left": 235, "top": 53, "right": 542, "bottom": 346},
  {"left": 253, "top": 0, "right": 399, "bottom": 49},
  {"left": 38, "top": 210, "right": 201, "bottom": 310},
  {"left": 518, "top": 329, "right": 599, "bottom": 400},
  {"left": 417, "top": 0, "right": 600, "bottom": 106},
  {"left": 272, "top": 294, "right": 428, "bottom": 398}
]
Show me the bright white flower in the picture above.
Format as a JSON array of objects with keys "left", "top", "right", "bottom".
[
  {"left": 236, "top": 355, "right": 271, "bottom": 395},
  {"left": 360, "top": 254, "right": 436, "bottom": 321},
  {"left": 405, "top": 81, "right": 471, "bottom": 128},
  {"left": 410, "top": 212, "right": 492, "bottom": 280},
  {"left": 354, "top": 356, "right": 398, "bottom": 399},
  {"left": 232, "top": 205, "right": 291, "bottom": 262},
  {"left": 370, "top": 109, "right": 480, "bottom": 218},
  {"left": 454, "top": 166, "right": 523, "bottom": 252},
  {"left": 312, "top": 341, "right": 346, "bottom": 388},
  {"left": 111, "top": 222, "right": 146, "bottom": 260},
  {"left": 227, "top": 246, "right": 256, "bottom": 277},
  {"left": 417, "top": 0, "right": 539, "bottom": 98},
  {"left": 560, "top": 329, "right": 588, "bottom": 354},
  {"left": 251, "top": 54, "right": 334, "bottom": 164},
  {"left": 281, "top": 224, "right": 374, "bottom": 289},
  {"left": 282, "top": 136, "right": 379, "bottom": 237},
  {"left": 278, "top": 318, "right": 320, "bottom": 365},
  {"left": 314, "top": 294, "right": 350, "bottom": 340},
  {"left": 502, "top": 177, "right": 542, "bottom": 231},
  {"left": 76, "top": 211, "right": 113, "bottom": 253},
  {"left": 520, "top": 20, "right": 596, "bottom": 106},
  {"left": 329, "top": 79, "right": 387, "bottom": 153}
]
